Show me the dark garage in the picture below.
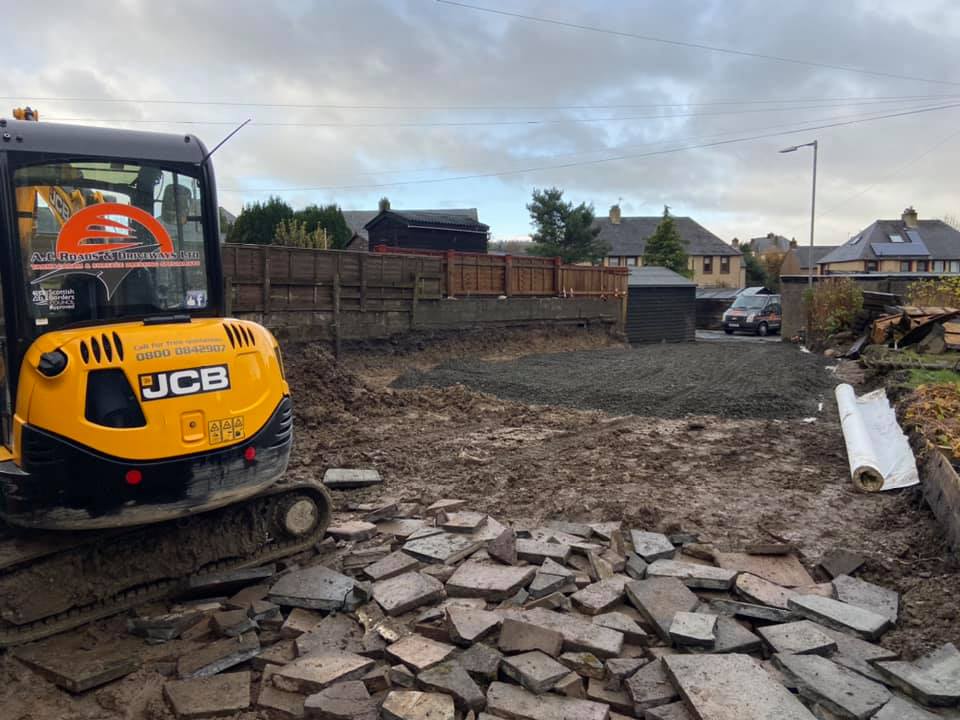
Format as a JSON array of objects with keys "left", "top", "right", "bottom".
[{"left": 625, "top": 266, "right": 696, "bottom": 343}]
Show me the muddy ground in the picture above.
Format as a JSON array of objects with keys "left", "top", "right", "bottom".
[{"left": 2, "top": 329, "right": 958, "bottom": 719}]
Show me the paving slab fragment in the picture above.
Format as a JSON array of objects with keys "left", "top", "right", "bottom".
[
  {"left": 587, "top": 676, "right": 634, "bottom": 713},
  {"left": 382, "top": 690, "right": 456, "bottom": 720},
  {"left": 499, "top": 616, "right": 564, "bottom": 656},
  {"left": 257, "top": 665, "right": 305, "bottom": 718},
  {"left": 485, "top": 680, "right": 611, "bottom": 720},
  {"left": 787, "top": 595, "right": 891, "bottom": 640},
  {"left": 647, "top": 560, "right": 737, "bottom": 590},
  {"left": 714, "top": 552, "right": 814, "bottom": 587},
  {"left": 774, "top": 653, "right": 891, "bottom": 719},
  {"left": 177, "top": 633, "right": 260, "bottom": 679},
  {"left": 439, "top": 511, "right": 488, "bottom": 533},
  {"left": 757, "top": 620, "right": 838, "bottom": 656},
  {"left": 547, "top": 520, "right": 595, "bottom": 538},
  {"left": 630, "top": 531, "right": 676, "bottom": 562},
  {"left": 572, "top": 576, "right": 630, "bottom": 615},
  {"left": 129, "top": 610, "right": 207, "bottom": 641},
  {"left": 502, "top": 650, "right": 572, "bottom": 693},
  {"left": 626, "top": 577, "right": 699, "bottom": 642},
  {"left": 625, "top": 658, "right": 679, "bottom": 711},
  {"left": 377, "top": 518, "right": 432, "bottom": 539},
  {"left": 363, "top": 551, "right": 422, "bottom": 582},
  {"left": 488, "top": 527, "right": 518, "bottom": 565},
  {"left": 14, "top": 636, "right": 142, "bottom": 693},
  {"left": 295, "top": 614, "right": 364, "bottom": 658},
  {"left": 390, "top": 663, "right": 417, "bottom": 688},
  {"left": 457, "top": 642, "right": 503, "bottom": 680},
  {"left": 873, "top": 695, "right": 946, "bottom": 720},
  {"left": 425, "top": 498, "right": 467, "bottom": 517},
  {"left": 253, "top": 639, "right": 297, "bottom": 670},
  {"left": 417, "top": 660, "right": 485, "bottom": 711},
  {"left": 270, "top": 566, "right": 358, "bottom": 612},
  {"left": 502, "top": 607, "right": 624, "bottom": 658},
  {"left": 556, "top": 671, "right": 586, "bottom": 697},
  {"left": 733, "top": 572, "right": 796, "bottom": 609},
  {"left": 664, "top": 653, "right": 816, "bottom": 720},
  {"left": 516, "top": 539, "right": 572, "bottom": 565},
  {"left": 625, "top": 553, "right": 649, "bottom": 580},
  {"left": 745, "top": 543, "right": 796, "bottom": 555},
  {"left": 185, "top": 565, "right": 276, "bottom": 598},
  {"left": 361, "top": 665, "right": 390, "bottom": 693},
  {"left": 560, "top": 651, "right": 606, "bottom": 679},
  {"left": 372, "top": 571, "right": 445, "bottom": 616},
  {"left": 813, "top": 624, "right": 897, "bottom": 684},
  {"left": 212, "top": 609, "right": 256, "bottom": 637},
  {"left": 670, "top": 612, "right": 717, "bottom": 648},
  {"left": 874, "top": 642, "right": 960, "bottom": 707},
  {"left": 326, "top": 520, "right": 378, "bottom": 542},
  {"left": 272, "top": 652, "right": 375, "bottom": 694},
  {"left": 593, "top": 612, "right": 650, "bottom": 645},
  {"left": 446, "top": 606, "right": 501, "bottom": 645},
  {"left": 708, "top": 616, "right": 763, "bottom": 655},
  {"left": 605, "top": 657, "right": 648, "bottom": 689},
  {"left": 303, "top": 680, "right": 377, "bottom": 719},
  {"left": 404, "top": 532, "right": 483, "bottom": 565},
  {"left": 589, "top": 521, "right": 623, "bottom": 540},
  {"left": 528, "top": 570, "right": 571, "bottom": 599},
  {"left": 643, "top": 701, "right": 694, "bottom": 720},
  {"left": 819, "top": 549, "right": 866, "bottom": 578},
  {"left": 323, "top": 468, "right": 382, "bottom": 489},
  {"left": 711, "top": 598, "right": 796, "bottom": 623},
  {"left": 832, "top": 574, "right": 899, "bottom": 623},
  {"left": 386, "top": 634, "right": 456, "bottom": 672},
  {"left": 163, "top": 671, "right": 251, "bottom": 718},
  {"left": 446, "top": 561, "right": 536, "bottom": 600},
  {"left": 282, "top": 608, "right": 325, "bottom": 639}
]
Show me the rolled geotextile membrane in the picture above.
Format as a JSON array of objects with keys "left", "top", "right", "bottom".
[{"left": 835, "top": 383, "right": 919, "bottom": 492}]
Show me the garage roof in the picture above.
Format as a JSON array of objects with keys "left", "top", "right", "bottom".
[{"left": 628, "top": 266, "right": 697, "bottom": 287}]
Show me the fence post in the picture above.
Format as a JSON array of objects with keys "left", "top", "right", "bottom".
[
  {"left": 504, "top": 255, "right": 513, "bottom": 297},
  {"left": 332, "top": 270, "right": 341, "bottom": 361},
  {"left": 262, "top": 247, "right": 271, "bottom": 316},
  {"left": 411, "top": 272, "right": 420, "bottom": 330},
  {"left": 554, "top": 257, "right": 562, "bottom": 296},
  {"left": 359, "top": 253, "right": 368, "bottom": 312},
  {"left": 445, "top": 250, "right": 456, "bottom": 297}
]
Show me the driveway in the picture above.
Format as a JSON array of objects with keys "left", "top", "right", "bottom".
[{"left": 696, "top": 329, "right": 781, "bottom": 343}]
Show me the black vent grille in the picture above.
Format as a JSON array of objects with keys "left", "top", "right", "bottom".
[
  {"left": 76, "top": 332, "right": 126, "bottom": 365},
  {"left": 224, "top": 322, "right": 255, "bottom": 348}
]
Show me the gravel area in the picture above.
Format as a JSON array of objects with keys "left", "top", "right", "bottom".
[{"left": 393, "top": 342, "right": 836, "bottom": 419}]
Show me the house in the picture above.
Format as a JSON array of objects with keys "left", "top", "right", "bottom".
[
  {"left": 780, "top": 241, "right": 840, "bottom": 277},
  {"left": 595, "top": 206, "right": 744, "bottom": 287},
  {"left": 354, "top": 202, "right": 489, "bottom": 253},
  {"left": 747, "top": 233, "right": 792, "bottom": 257},
  {"left": 817, "top": 207, "right": 960, "bottom": 275}
]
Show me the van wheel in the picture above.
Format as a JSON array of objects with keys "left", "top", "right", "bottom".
[
  {"left": 723, "top": 328, "right": 734, "bottom": 335},
  {"left": 756, "top": 322, "right": 769, "bottom": 337}
]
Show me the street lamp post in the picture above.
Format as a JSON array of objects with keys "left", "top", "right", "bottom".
[{"left": 780, "top": 140, "right": 818, "bottom": 288}]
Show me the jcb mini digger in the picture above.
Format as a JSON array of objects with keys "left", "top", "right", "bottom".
[{"left": 0, "top": 110, "right": 331, "bottom": 646}]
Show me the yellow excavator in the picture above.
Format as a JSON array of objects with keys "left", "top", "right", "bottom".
[{"left": 0, "top": 109, "right": 331, "bottom": 646}]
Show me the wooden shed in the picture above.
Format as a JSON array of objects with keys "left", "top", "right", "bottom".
[{"left": 626, "top": 266, "right": 696, "bottom": 343}]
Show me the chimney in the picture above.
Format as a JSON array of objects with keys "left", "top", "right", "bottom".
[
  {"left": 609, "top": 204, "right": 621, "bottom": 225},
  {"left": 902, "top": 206, "right": 918, "bottom": 228},
  {"left": 731, "top": 237, "right": 739, "bottom": 248},
  {"left": 789, "top": 237, "right": 798, "bottom": 249},
  {"left": 378, "top": 196, "right": 391, "bottom": 212},
  {"left": 766, "top": 232, "right": 775, "bottom": 239}
]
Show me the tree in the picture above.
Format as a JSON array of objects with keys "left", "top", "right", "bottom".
[
  {"left": 274, "top": 218, "right": 330, "bottom": 249},
  {"left": 759, "top": 251, "right": 786, "bottom": 291},
  {"left": 294, "top": 204, "right": 352, "bottom": 249},
  {"left": 526, "top": 187, "right": 609, "bottom": 264},
  {"left": 943, "top": 213, "right": 960, "bottom": 231},
  {"left": 740, "top": 245, "right": 767, "bottom": 286},
  {"left": 227, "top": 196, "right": 293, "bottom": 244},
  {"left": 643, "top": 206, "right": 690, "bottom": 277}
]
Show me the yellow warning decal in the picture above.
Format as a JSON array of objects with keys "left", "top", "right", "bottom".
[{"left": 208, "top": 416, "right": 245, "bottom": 445}]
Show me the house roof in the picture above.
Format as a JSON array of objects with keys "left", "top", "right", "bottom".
[
  {"left": 628, "top": 265, "right": 697, "bottom": 287},
  {"left": 344, "top": 208, "right": 481, "bottom": 241},
  {"left": 818, "top": 219, "right": 960, "bottom": 264},
  {"left": 794, "top": 245, "right": 839, "bottom": 269},
  {"left": 749, "top": 234, "right": 791, "bottom": 254},
  {"left": 596, "top": 216, "right": 739, "bottom": 257}
]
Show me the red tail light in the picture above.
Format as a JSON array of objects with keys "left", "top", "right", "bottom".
[
  {"left": 125, "top": 469, "right": 142, "bottom": 486},
  {"left": 244, "top": 447, "right": 256, "bottom": 462}
]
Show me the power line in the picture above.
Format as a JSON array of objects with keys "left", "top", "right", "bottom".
[
  {"left": 5, "top": 92, "right": 960, "bottom": 111},
  {"left": 42, "top": 97, "right": 948, "bottom": 129},
  {"left": 219, "top": 101, "right": 960, "bottom": 193},
  {"left": 436, "top": 0, "right": 960, "bottom": 88}
]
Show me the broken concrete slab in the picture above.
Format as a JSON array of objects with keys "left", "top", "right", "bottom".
[
  {"left": 486, "top": 680, "right": 610, "bottom": 720},
  {"left": 774, "top": 653, "right": 891, "bottom": 719},
  {"left": 446, "top": 561, "right": 536, "bottom": 600},
  {"left": 814, "top": 624, "right": 897, "bottom": 684},
  {"left": 787, "top": 594, "right": 891, "bottom": 640},
  {"left": 248, "top": 600, "right": 282, "bottom": 628},
  {"left": 403, "top": 532, "right": 483, "bottom": 565},
  {"left": 326, "top": 520, "right": 378, "bottom": 542},
  {"left": 664, "top": 654, "right": 817, "bottom": 719},
  {"left": 163, "top": 671, "right": 251, "bottom": 719},
  {"left": 832, "top": 574, "right": 899, "bottom": 623},
  {"left": 256, "top": 665, "right": 305, "bottom": 718},
  {"left": 605, "top": 657, "right": 647, "bottom": 689},
  {"left": 13, "top": 636, "right": 142, "bottom": 693},
  {"left": 547, "top": 520, "right": 594, "bottom": 538},
  {"left": 390, "top": 663, "right": 417, "bottom": 688},
  {"left": 272, "top": 652, "right": 375, "bottom": 694},
  {"left": 503, "top": 606, "right": 624, "bottom": 658},
  {"left": 372, "top": 571, "right": 445, "bottom": 617},
  {"left": 593, "top": 612, "right": 650, "bottom": 645},
  {"left": 757, "top": 620, "right": 838, "bottom": 656},
  {"left": 425, "top": 499, "right": 467, "bottom": 517},
  {"left": 630, "top": 531, "right": 676, "bottom": 562},
  {"left": 439, "top": 511, "right": 488, "bottom": 533},
  {"left": 571, "top": 576, "right": 630, "bottom": 616},
  {"left": 303, "top": 680, "right": 377, "bottom": 720},
  {"left": 819, "top": 548, "right": 866, "bottom": 579},
  {"left": 711, "top": 598, "right": 797, "bottom": 623},
  {"left": 386, "top": 634, "right": 456, "bottom": 673},
  {"left": 874, "top": 643, "right": 960, "bottom": 707},
  {"left": 714, "top": 552, "right": 814, "bottom": 587},
  {"left": 555, "top": 671, "right": 586, "bottom": 698},
  {"left": 643, "top": 701, "right": 694, "bottom": 720},
  {"left": 499, "top": 616, "right": 564, "bottom": 656},
  {"left": 873, "top": 695, "right": 947, "bottom": 720},
  {"left": 417, "top": 660, "right": 485, "bottom": 711},
  {"left": 709, "top": 616, "right": 764, "bottom": 655},
  {"left": 669, "top": 612, "right": 717, "bottom": 648},
  {"left": 559, "top": 651, "right": 606, "bottom": 679},
  {"left": 587, "top": 676, "right": 633, "bottom": 714},
  {"left": 185, "top": 565, "right": 276, "bottom": 598},
  {"left": 457, "top": 642, "right": 503, "bottom": 680},
  {"left": 323, "top": 468, "right": 382, "bottom": 489},
  {"left": 363, "top": 551, "right": 422, "bottom": 582},
  {"left": 589, "top": 521, "right": 622, "bottom": 540},
  {"left": 281, "top": 608, "right": 324, "bottom": 639},
  {"left": 502, "top": 650, "right": 571, "bottom": 693},
  {"left": 294, "top": 614, "right": 364, "bottom": 658},
  {"left": 625, "top": 553, "right": 648, "bottom": 580},
  {"left": 252, "top": 639, "right": 297, "bottom": 671},
  {"left": 129, "top": 610, "right": 207, "bottom": 642},
  {"left": 528, "top": 569, "right": 572, "bottom": 599},
  {"left": 746, "top": 543, "right": 796, "bottom": 556},
  {"left": 625, "top": 577, "right": 699, "bottom": 642},
  {"left": 177, "top": 633, "right": 260, "bottom": 679},
  {"left": 646, "top": 559, "right": 737, "bottom": 590},
  {"left": 488, "top": 527, "right": 518, "bottom": 565},
  {"left": 625, "top": 658, "right": 679, "bottom": 711},
  {"left": 515, "top": 539, "right": 572, "bottom": 565},
  {"left": 211, "top": 609, "right": 256, "bottom": 637},
  {"left": 446, "top": 606, "right": 501, "bottom": 645},
  {"left": 269, "top": 566, "right": 359, "bottom": 612},
  {"left": 382, "top": 690, "right": 456, "bottom": 720},
  {"left": 734, "top": 572, "right": 796, "bottom": 609}
]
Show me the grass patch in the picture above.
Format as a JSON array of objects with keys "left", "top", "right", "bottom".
[{"left": 907, "top": 368, "right": 960, "bottom": 388}]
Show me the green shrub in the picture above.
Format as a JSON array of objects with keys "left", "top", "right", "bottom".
[{"left": 803, "top": 278, "right": 863, "bottom": 345}]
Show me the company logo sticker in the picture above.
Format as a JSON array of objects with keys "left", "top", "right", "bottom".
[{"left": 138, "top": 364, "right": 230, "bottom": 402}]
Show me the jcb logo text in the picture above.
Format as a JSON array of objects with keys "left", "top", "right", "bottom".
[{"left": 139, "top": 365, "right": 230, "bottom": 401}]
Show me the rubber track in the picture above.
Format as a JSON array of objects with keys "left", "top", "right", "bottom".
[{"left": 0, "top": 482, "right": 331, "bottom": 648}]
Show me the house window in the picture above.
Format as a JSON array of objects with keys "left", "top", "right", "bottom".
[
  {"left": 916, "top": 260, "right": 930, "bottom": 272},
  {"left": 720, "top": 256, "right": 730, "bottom": 274},
  {"left": 703, "top": 256, "right": 713, "bottom": 274},
  {"left": 889, "top": 234, "right": 904, "bottom": 243},
  {"left": 627, "top": 257, "right": 638, "bottom": 266},
  {"left": 900, "top": 260, "right": 912, "bottom": 272},
  {"left": 866, "top": 261, "right": 878, "bottom": 272},
  {"left": 951, "top": 261, "right": 960, "bottom": 273},
  {"left": 933, "top": 260, "right": 946, "bottom": 272}
]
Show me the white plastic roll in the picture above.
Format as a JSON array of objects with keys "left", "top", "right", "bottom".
[{"left": 835, "top": 383, "right": 920, "bottom": 492}]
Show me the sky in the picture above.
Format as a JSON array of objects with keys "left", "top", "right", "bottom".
[{"left": 4, "top": 0, "right": 960, "bottom": 246}]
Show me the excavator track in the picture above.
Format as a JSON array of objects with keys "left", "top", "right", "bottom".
[{"left": 0, "top": 480, "right": 332, "bottom": 648}]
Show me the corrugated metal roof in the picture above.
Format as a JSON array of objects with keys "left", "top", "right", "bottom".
[{"left": 628, "top": 265, "right": 697, "bottom": 287}]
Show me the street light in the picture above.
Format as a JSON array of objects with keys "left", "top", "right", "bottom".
[{"left": 779, "top": 140, "right": 818, "bottom": 288}]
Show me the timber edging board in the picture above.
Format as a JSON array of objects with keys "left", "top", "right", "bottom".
[{"left": 920, "top": 448, "right": 960, "bottom": 554}]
